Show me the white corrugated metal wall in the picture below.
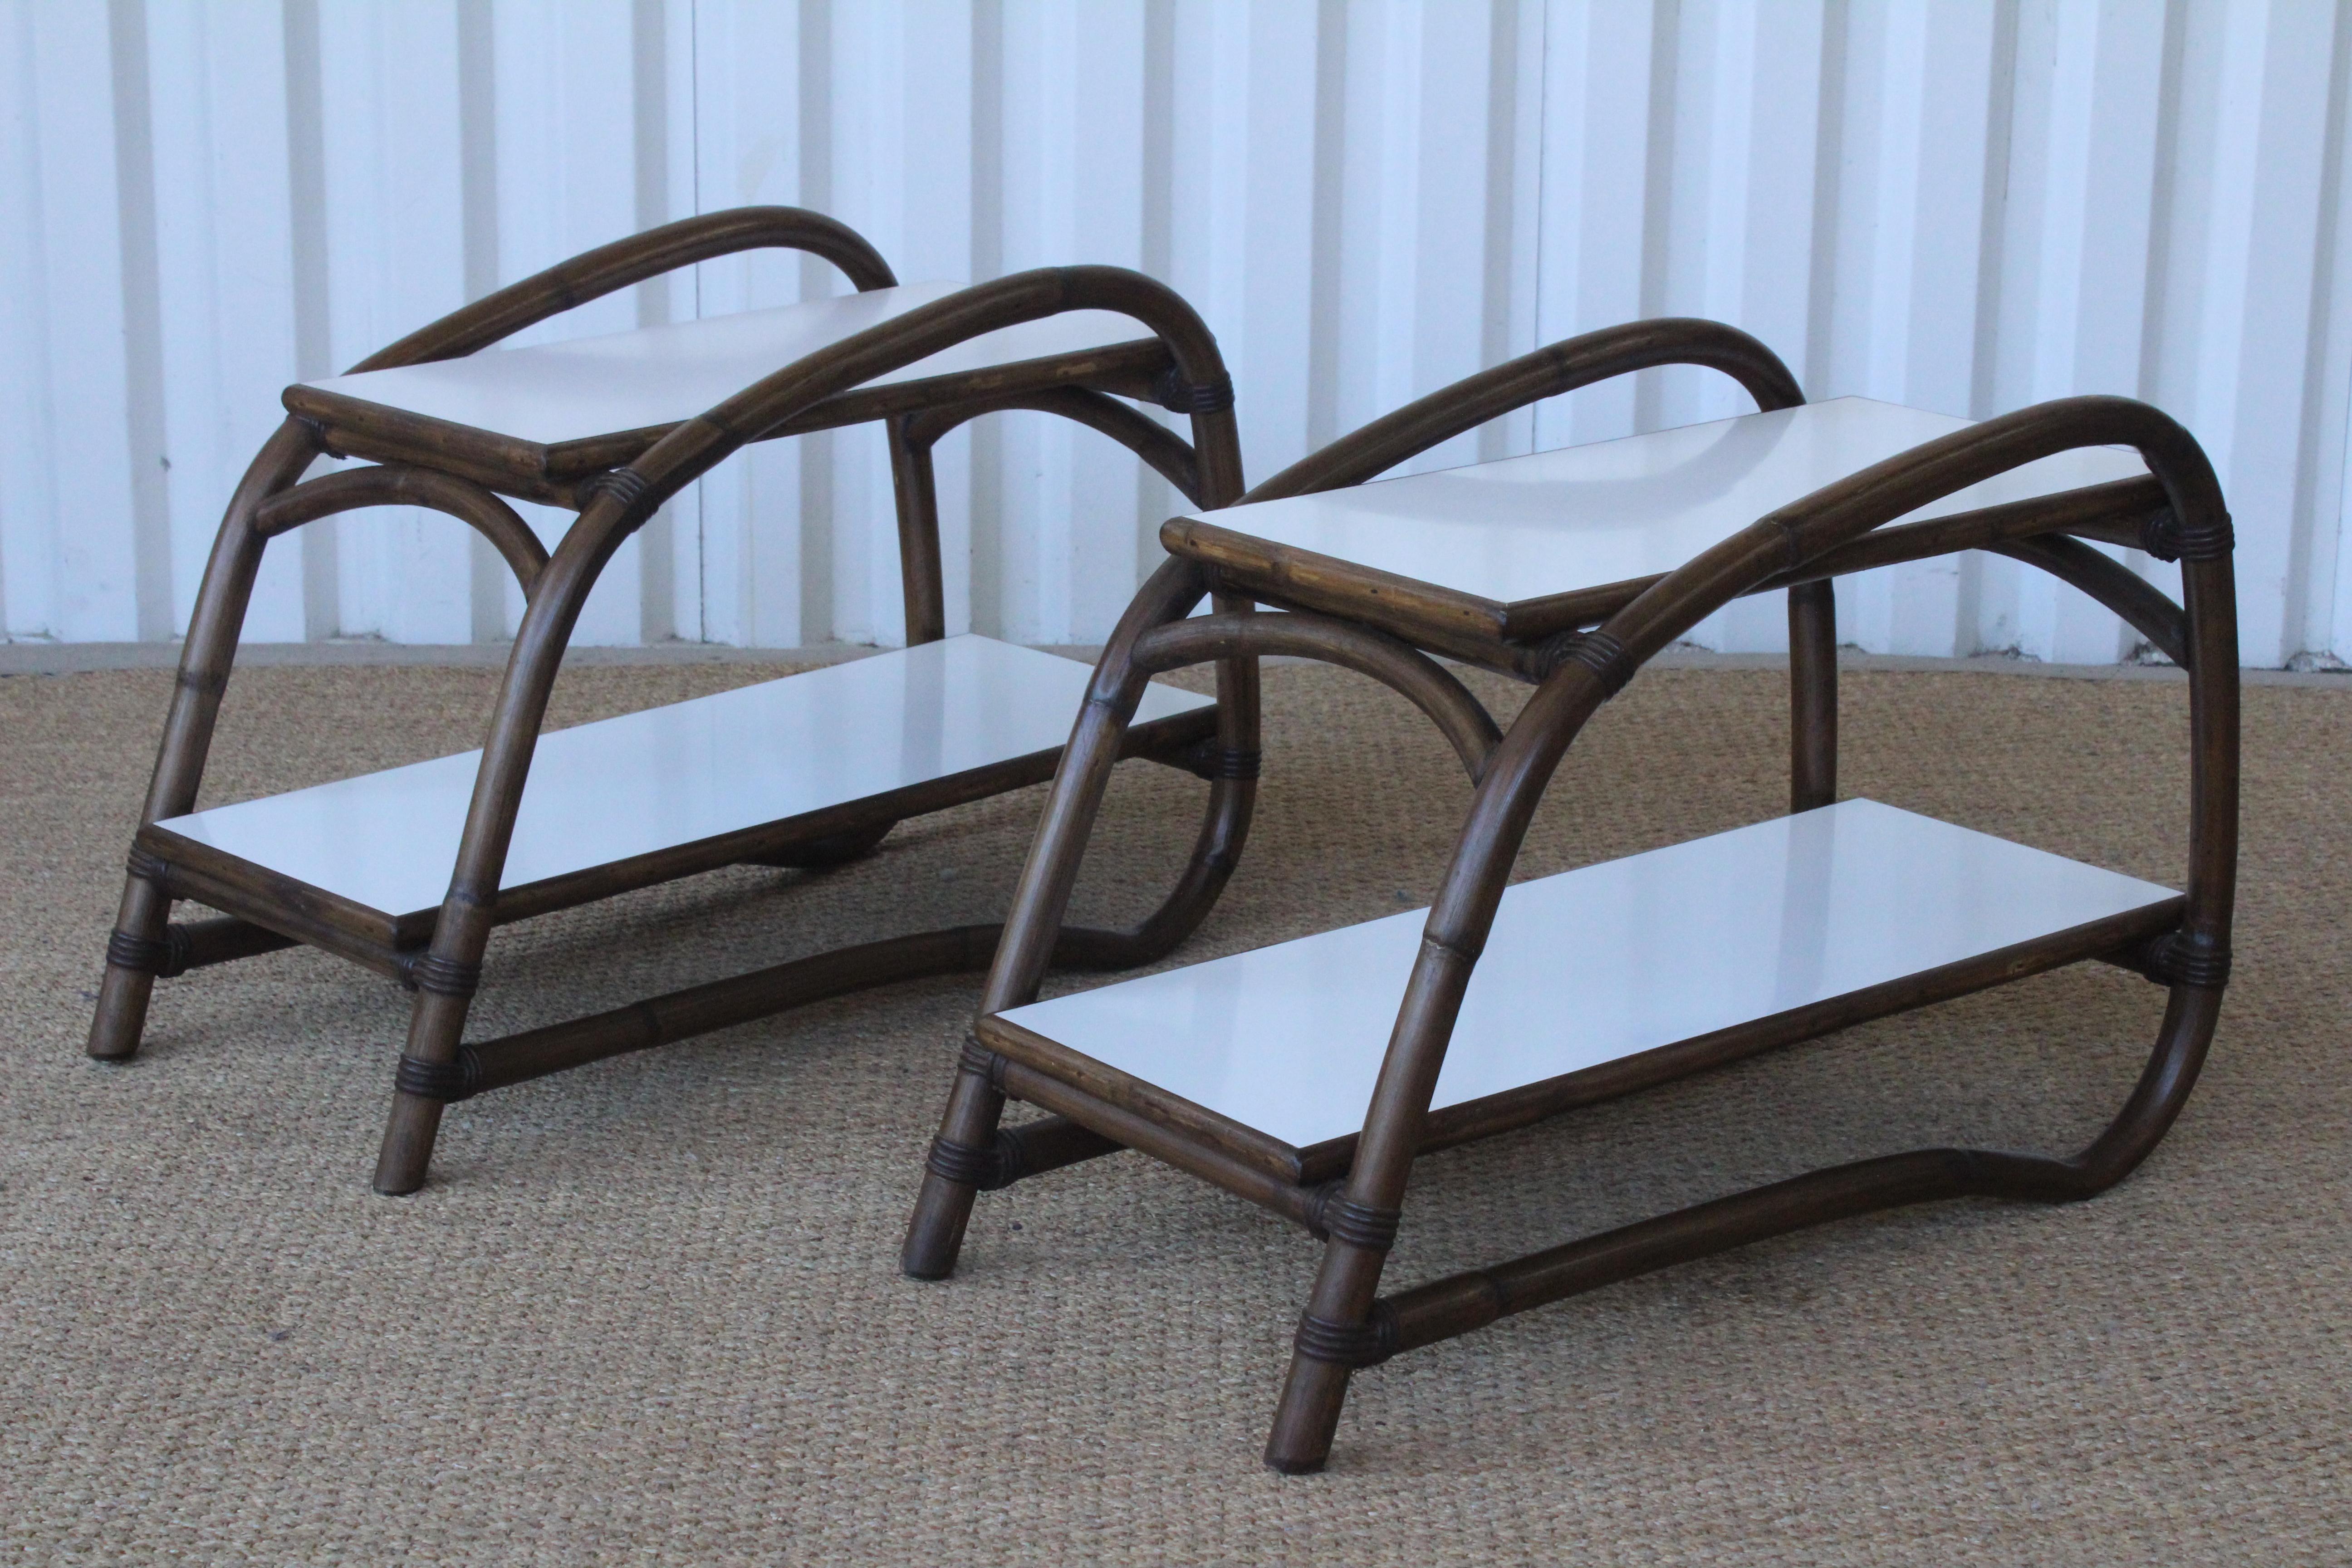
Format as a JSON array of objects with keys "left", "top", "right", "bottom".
[{"left": 5, "top": 0, "right": 2349, "bottom": 664}]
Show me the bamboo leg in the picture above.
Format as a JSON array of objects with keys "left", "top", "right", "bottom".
[
  {"left": 368, "top": 482, "right": 632, "bottom": 1193},
  {"left": 899, "top": 1049, "right": 1010, "bottom": 1280},
  {"left": 1264, "top": 662, "right": 1614, "bottom": 1472},
  {"left": 1788, "top": 579, "right": 1837, "bottom": 812},
  {"left": 898, "top": 688, "right": 1144, "bottom": 1278},
  {"left": 373, "top": 985, "right": 478, "bottom": 1195},
  {"left": 889, "top": 416, "right": 948, "bottom": 647},
  {"left": 1264, "top": 1238, "right": 1392, "bottom": 1473},
  {"left": 87, "top": 420, "right": 316, "bottom": 1062},
  {"left": 902, "top": 559, "right": 1215, "bottom": 1279},
  {"left": 1262, "top": 938, "right": 1472, "bottom": 1472},
  {"left": 86, "top": 873, "right": 172, "bottom": 1060}
]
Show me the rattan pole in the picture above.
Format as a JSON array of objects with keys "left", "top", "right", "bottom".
[
  {"left": 1787, "top": 579, "right": 1838, "bottom": 812},
  {"left": 899, "top": 558, "right": 1212, "bottom": 1279},
  {"left": 86, "top": 418, "right": 319, "bottom": 1061},
  {"left": 887, "top": 415, "right": 948, "bottom": 645}
]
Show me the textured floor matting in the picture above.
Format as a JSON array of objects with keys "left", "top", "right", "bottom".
[{"left": 2, "top": 658, "right": 2346, "bottom": 1564}]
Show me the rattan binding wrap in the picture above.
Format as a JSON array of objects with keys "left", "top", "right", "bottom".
[
  {"left": 2142, "top": 931, "right": 2232, "bottom": 988},
  {"left": 400, "top": 954, "right": 483, "bottom": 998},
  {"left": 1308, "top": 1188, "right": 1404, "bottom": 1251},
  {"left": 394, "top": 1053, "right": 478, "bottom": 1103},
  {"left": 1154, "top": 365, "right": 1235, "bottom": 414},
  {"left": 106, "top": 927, "right": 188, "bottom": 978},
  {"left": 1292, "top": 1306, "right": 1400, "bottom": 1368},
  {"left": 2142, "top": 510, "right": 2235, "bottom": 563}
]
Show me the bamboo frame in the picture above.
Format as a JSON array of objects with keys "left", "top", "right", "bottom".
[
  {"left": 902, "top": 318, "right": 2239, "bottom": 1473},
  {"left": 85, "top": 206, "right": 1262, "bottom": 1196}
]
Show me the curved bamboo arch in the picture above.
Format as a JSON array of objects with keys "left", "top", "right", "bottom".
[
  {"left": 350, "top": 206, "right": 897, "bottom": 373},
  {"left": 254, "top": 465, "right": 551, "bottom": 599},
  {"left": 1987, "top": 534, "right": 2191, "bottom": 667},
  {"left": 1132, "top": 612, "right": 1501, "bottom": 783},
  {"left": 1243, "top": 317, "right": 1805, "bottom": 504},
  {"left": 901, "top": 387, "right": 1206, "bottom": 503},
  {"left": 887, "top": 387, "right": 1209, "bottom": 646}
]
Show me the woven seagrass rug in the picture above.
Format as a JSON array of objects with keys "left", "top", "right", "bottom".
[{"left": 3, "top": 657, "right": 2345, "bottom": 1564}]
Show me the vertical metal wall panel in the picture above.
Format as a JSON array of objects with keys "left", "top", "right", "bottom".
[
  {"left": 826, "top": 0, "right": 976, "bottom": 647},
  {"left": 490, "top": 0, "right": 646, "bottom": 646},
  {"left": 687, "top": 0, "right": 819, "bottom": 651},
  {"left": 145, "top": 0, "right": 310, "bottom": 643},
  {"left": 1670, "top": 0, "right": 1828, "bottom": 653},
  {"left": 6, "top": 0, "right": 2351, "bottom": 666},
  {"left": 1531, "top": 0, "right": 1667, "bottom": 454},
  {"left": 1822, "top": 0, "right": 2000, "bottom": 659},
  {"left": 995, "top": 0, "right": 1151, "bottom": 641},
  {"left": 314, "top": 0, "right": 473, "bottom": 645},
  {"left": 1168, "top": 1, "right": 1322, "bottom": 495},
  {"left": 2, "top": 0, "right": 146, "bottom": 641}
]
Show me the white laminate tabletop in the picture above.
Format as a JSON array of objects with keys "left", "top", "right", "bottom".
[
  {"left": 300, "top": 282, "right": 1153, "bottom": 445},
  {"left": 157, "top": 636, "right": 1210, "bottom": 919},
  {"left": 1187, "top": 397, "right": 2150, "bottom": 607},
  {"left": 999, "top": 800, "right": 2179, "bottom": 1150}
]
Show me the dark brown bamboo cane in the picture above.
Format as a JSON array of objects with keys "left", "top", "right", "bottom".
[
  {"left": 897, "top": 556, "right": 1218, "bottom": 1273},
  {"left": 348, "top": 206, "right": 896, "bottom": 373},
  {"left": 1260, "top": 392, "right": 2235, "bottom": 1472},
  {"left": 1237, "top": 318, "right": 1803, "bottom": 504},
  {"left": 85, "top": 418, "right": 321, "bottom": 1060},
  {"left": 374, "top": 267, "right": 1252, "bottom": 1194},
  {"left": 884, "top": 385, "right": 1216, "bottom": 650},
  {"left": 886, "top": 416, "right": 948, "bottom": 646},
  {"left": 1988, "top": 534, "right": 2195, "bottom": 668},
  {"left": 901, "top": 386, "right": 1208, "bottom": 506},
  {"left": 1130, "top": 611, "right": 1501, "bottom": 782},
  {"left": 1373, "top": 983, "right": 2224, "bottom": 1357},
  {"left": 1788, "top": 579, "right": 1838, "bottom": 810},
  {"left": 253, "top": 464, "right": 550, "bottom": 598}
]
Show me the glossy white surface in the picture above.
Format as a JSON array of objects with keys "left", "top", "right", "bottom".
[
  {"left": 302, "top": 282, "right": 1152, "bottom": 444},
  {"left": 158, "top": 637, "right": 1210, "bottom": 918},
  {"left": 1189, "top": 397, "right": 2150, "bottom": 606},
  {"left": 1001, "top": 800, "right": 2178, "bottom": 1150}
]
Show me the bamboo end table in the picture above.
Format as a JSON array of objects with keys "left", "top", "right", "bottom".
[
  {"left": 86, "top": 207, "right": 1263, "bottom": 1197},
  {"left": 901, "top": 319, "right": 2236, "bottom": 1473}
]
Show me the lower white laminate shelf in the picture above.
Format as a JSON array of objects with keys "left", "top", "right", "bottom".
[
  {"left": 150, "top": 636, "right": 1213, "bottom": 930},
  {"left": 993, "top": 800, "right": 2181, "bottom": 1156}
]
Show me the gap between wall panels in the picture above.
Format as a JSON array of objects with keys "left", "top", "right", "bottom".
[{"left": 1, "top": 0, "right": 2348, "bottom": 666}]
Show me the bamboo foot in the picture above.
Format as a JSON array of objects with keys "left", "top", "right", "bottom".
[
  {"left": 85, "top": 964, "right": 156, "bottom": 1062},
  {"left": 372, "top": 1089, "right": 446, "bottom": 1196},
  {"left": 900, "top": 1168, "right": 980, "bottom": 1279},
  {"left": 1263, "top": 1350, "right": 1354, "bottom": 1474}
]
